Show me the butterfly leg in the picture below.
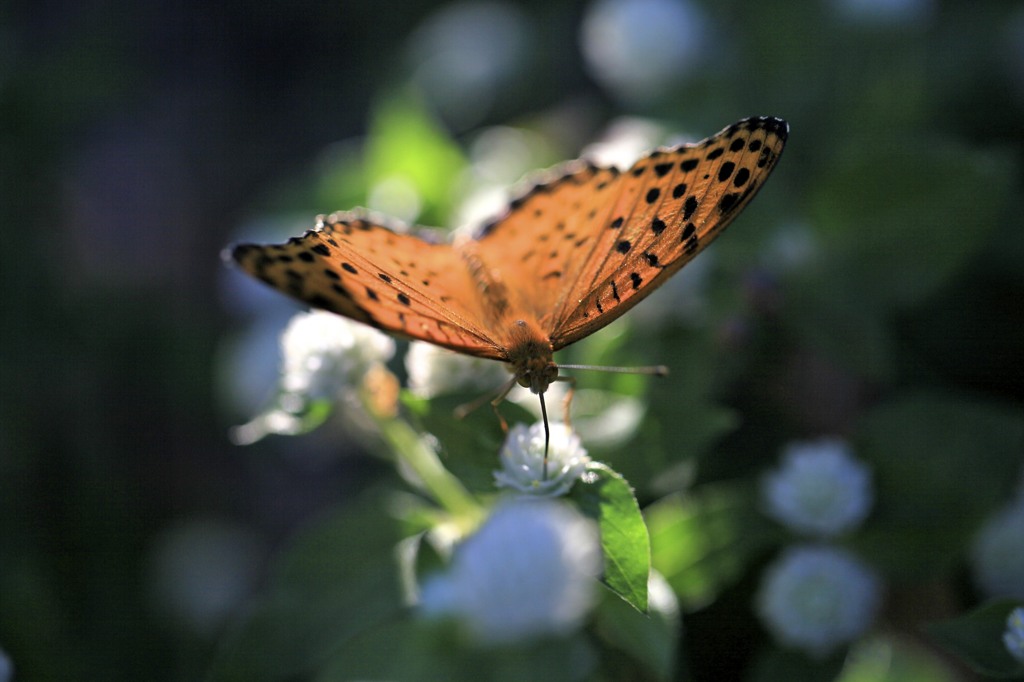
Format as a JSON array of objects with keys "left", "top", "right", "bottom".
[
  {"left": 486, "top": 376, "right": 523, "bottom": 435},
  {"left": 454, "top": 375, "right": 518, "bottom": 421},
  {"left": 489, "top": 401, "right": 510, "bottom": 434}
]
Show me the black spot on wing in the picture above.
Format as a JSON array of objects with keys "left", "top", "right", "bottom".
[
  {"left": 683, "top": 196, "right": 698, "bottom": 221},
  {"left": 308, "top": 294, "right": 332, "bottom": 309},
  {"left": 719, "top": 192, "right": 740, "bottom": 213}
]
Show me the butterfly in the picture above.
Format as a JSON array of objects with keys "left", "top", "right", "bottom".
[{"left": 229, "top": 116, "right": 787, "bottom": 457}]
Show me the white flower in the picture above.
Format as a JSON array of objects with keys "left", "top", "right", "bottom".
[
  {"left": 367, "top": 175, "right": 422, "bottom": 225},
  {"left": 763, "top": 222, "right": 818, "bottom": 273},
  {"left": 0, "top": 647, "right": 11, "bottom": 682},
  {"left": 279, "top": 310, "right": 395, "bottom": 398},
  {"left": 419, "top": 499, "right": 601, "bottom": 644},
  {"left": 407, "top": 2, "right": 530, "bottom": 127},
  {"left": 494, "top": 422, "right": 590, "bottom": 497},
  {"left": 580, "top": 0, "right": 709, "bottom": 103},
  {"left": 581, "top": 117, "right": 669, "bottom": 171},
  {"left": 972, "top": 500, "right": 1024, "bottom": 600},
  {"left": 1005, "top": 607, "right": 1024, "bottom": 664},
  {"left": 405, "top": 341, "right": 508, "bottom": 399},
  {"left": 231, "top": 310, "right": 395, "bottom": 443},
  {"left": 762, "top": 438, "right": 873, "bottom": 537},
  {"left": 756, "top": 545, "right": 881, "bottom": 658}
]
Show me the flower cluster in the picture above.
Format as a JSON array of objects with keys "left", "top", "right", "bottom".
[
  {"left": 419, "top": 499, "right": 601, "bottom": 644},
  {"left": 761, "top": 438, "right": 873, "bottom": 538},
  {"left": 756, "top": 437, "right": 879, "bottom": 657},
  {"left": 1005, "top": 607, "right": 1024, "bottom": 664},
  {"left": 972, "top": 498, "right": 1024, "bottom": 600},
  {"left": 756, "top": 545, "right": 881, "bottom": 658},
  {"left": 277, "top": 310, "right": 396, "bottom": 398},
  {"left": 232, "top": 310, "right": 396, "bottom": 443},
  {"left": 404, "top": 341, "right": 508, "bottom": 399}
]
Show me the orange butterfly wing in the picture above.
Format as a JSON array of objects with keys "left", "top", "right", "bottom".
[
  {"left": 229, "top": 117, "right": 787, "bottom": 383},
  {"left": 468, "top": 160, "right": 623, "bottom": 332},
  {"left": 230, "top": 213, "right": 505, "bottom": 359},
  {"left": 472, "top": 116, "right": 788, "bottom": 349}
]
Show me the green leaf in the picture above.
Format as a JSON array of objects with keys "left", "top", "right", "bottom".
[
  {"left": 208, "top": 491, "right": 406, "bottom": 682},
  {"left": 852, "top": 392, "right": 1024, "bottom": 579},
  {"left": 647, "top": 484, "right": 779, "bottom": 611},
  {"left": 592, "top": 572, "right": 681, "bottom": 681},
  {"left": 365, "top": 91, "right": 467, "bottom": 224},
  {"left": 837, "top": 635, "right": 959, "bottom": 682},
  {"left": 926, "top": 600, "right": 1024, "bottom": 678},
  {"left": 571, "top": 462, "right": 650, "bottom": 613},
  {"left": 231, "top": 396, "right": 334, "bottom": 444}
]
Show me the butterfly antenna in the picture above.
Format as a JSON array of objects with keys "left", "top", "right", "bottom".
[
  {"left": 557, "top": 363, "right": 669, "bottom": 377},
  {"left": 539, "top": 390, "right": 550, "bottom": 481}
]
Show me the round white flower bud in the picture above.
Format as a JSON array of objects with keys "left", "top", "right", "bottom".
[
  {"left": 419, "top": 499, "right": 601, "bottom": 644},
  {"left": 493, "top": 422, "right": 590, "bottom": 497},
  {"left": 762, "top": 438, "right": 873, "bottom": 537},
  {"left": 756, "top": 545, "right": 881, "bottom": 657}
]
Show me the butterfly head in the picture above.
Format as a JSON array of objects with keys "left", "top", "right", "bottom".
[
  {"left": 517, "top": 358, "right": 558, "bottom": 395},
  {"left": 506, "top": 319, "right": 558, "bottom": 395}
]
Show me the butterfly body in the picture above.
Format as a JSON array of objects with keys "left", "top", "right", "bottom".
[{"left": 230, "top": 116, "right": 788, "bottom": 399}]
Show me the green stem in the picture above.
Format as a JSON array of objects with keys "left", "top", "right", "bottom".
[{"left": 375, "top": 414, "right": 481, "bottom": 520}]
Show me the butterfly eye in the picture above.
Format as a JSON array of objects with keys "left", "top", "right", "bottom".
[{"left": 543, "top": 364, "right": 558, "bottom": 383}]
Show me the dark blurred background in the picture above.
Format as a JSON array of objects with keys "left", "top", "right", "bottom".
[{"left": 3, "top": 0, "right": 1023, "bottom": 679}]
